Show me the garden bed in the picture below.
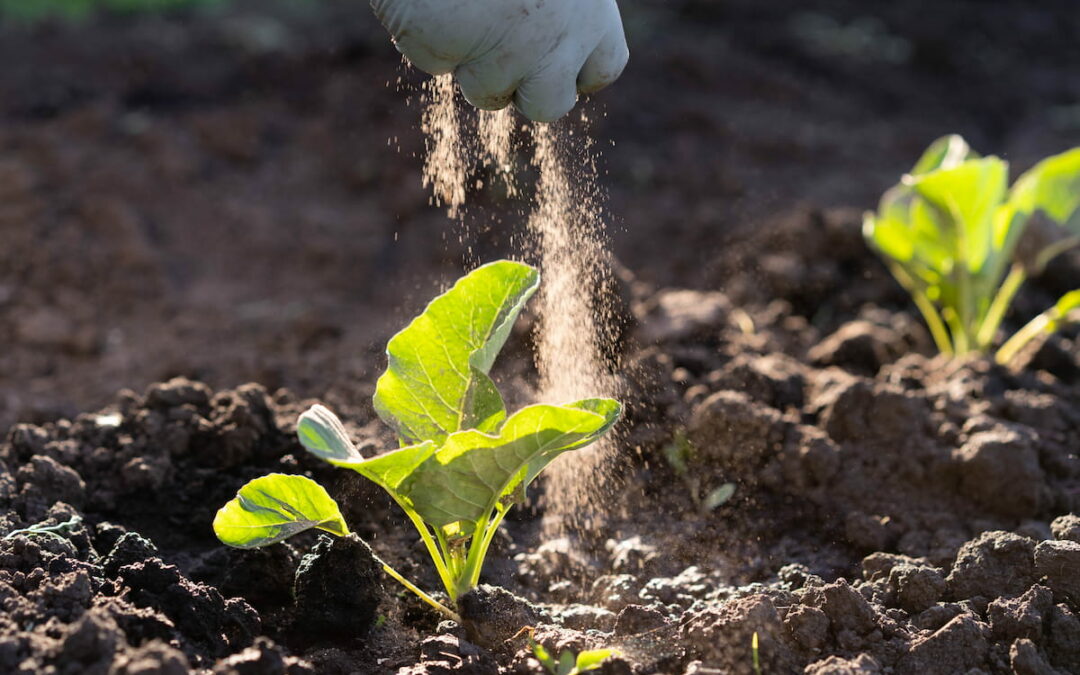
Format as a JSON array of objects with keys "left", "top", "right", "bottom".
[{"left": 1, "top": 1, "right": 1079, "bottom": 673}]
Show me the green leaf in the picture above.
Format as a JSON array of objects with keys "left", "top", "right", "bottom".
[
  {"left": 558, "top": 650, "right": 575, "bottom": 675},
  {"left": 297, "top": 404, "right": 362, "bottom": 463},
  {"left": 213, "top": 474, "right": 348, "bottom": 549},
  {"left": 702, "top": 483, "right": 736, "bottom": 511},
  {"left": 907, "top": 156, "right": 1008, "bottom": 274},
  {"left": 402, "top": 399, "right": 622, "bottom": 528},
  {"left": 1009, "top": 147, "right": 1080, "bottom": 231},
  {"left": 575, "top": 648, "right": 617, "bottom": 672},
  {"left": 373, "top": 260, "right": 540, "bottom": 446},
  {"left": 910, "top": 134, "right": 979, "bottom": 176},
  {"left": 531, "top": 641, "right": 556, "bottom": 671},
  {"left": 297, "top": 404, "right": 438, "bottom": 494}
]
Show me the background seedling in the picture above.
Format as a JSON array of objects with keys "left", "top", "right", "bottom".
[
  {"left": 663, "top": 430, "right": 736, "bottom": 514},
  {"left": 213, "top": 260, "right": 621, "bottom": 621},
  {"left": 530, "top": 637, "right": 616, "bottom": 675},
  {"left": 863, "top": 135, "right": 1080, "bottom": 364}
]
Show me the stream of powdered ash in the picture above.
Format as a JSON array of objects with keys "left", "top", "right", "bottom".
[{"left": 419, "top": 75, "right": 621, "bottom": 538}]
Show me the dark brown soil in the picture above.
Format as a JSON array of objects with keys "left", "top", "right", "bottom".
[{"left": 2, "top": 0, "right": 1079, "bottom": 673}]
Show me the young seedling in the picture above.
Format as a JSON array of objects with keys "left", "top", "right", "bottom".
[
  {"left": 530, "top": 637, "right": 617, "bottom": 675},
  {"left": 663, "top": 430, "right": 735, "bottom": 514},
  {"left": 213, "top": 261, "right": 621, "bottom": 622},
  {"left": 863, "top": 135, "right": 1080, "bottom": 364}
]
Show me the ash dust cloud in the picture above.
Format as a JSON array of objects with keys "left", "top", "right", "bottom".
[{"left": 417, "top": 76, "right": 627, "bottom": 543}]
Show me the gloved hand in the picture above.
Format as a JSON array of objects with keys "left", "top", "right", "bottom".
[{"left": 371, "top": 0, "right": 629, "bottom": 122}]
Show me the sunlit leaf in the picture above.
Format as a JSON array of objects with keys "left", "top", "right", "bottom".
[
  {"left": 575, "top": 648, "right": 617, "bottom": 672},
  {"left": 906, "top": 156, "right": 1008, "bottom": 274},
  {"left": 403, "top": 399, "right": 622, "bottom": 528},
  {"left": 373, "top": 261, "right": 539, "bottom": 446},
  {"left": 213, "top": 474, "right": 348, "bottom": 548},
  {"left": 910, "top": 134, "right": 978, "bottom": 175},
  {"left": 1009, "top": 148, "right": 1080, "bottom": 232}
]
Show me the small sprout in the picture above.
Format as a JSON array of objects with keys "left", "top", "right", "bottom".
[
  {"left": 213, "top": 261, "right": 621, "bottom": 623},
  {"left": 752, "top": 631, "right": 761, "bottom": 675},
  {"left": 663, "top": 431, "right": 736, "bottom": 514},
  {"left": 701, "top": 483, "right": 736, "bottom": 512},
  {"left": 531, "top": 637, "right": 617, "bottom": 675},
  {"left": 864, "top": 135, "right": 1080, "bottom": 364}
]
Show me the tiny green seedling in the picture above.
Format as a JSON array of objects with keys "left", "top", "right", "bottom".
[
  {"left": 531, "top": 638, "right": 617, "bottom": 675},
  {"left": 213, "top": 261, "right": 621, "bottom": 622},
  {"left": 864, "top": 135, "right": 1080, "bottom": 364},
  {"left": 663, "top": 431, "right": 735, "bottom": 514}
]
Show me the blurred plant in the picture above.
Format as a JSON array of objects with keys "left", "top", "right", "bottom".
[
  {"left": 531, "top": 637, "right": 617, "bottom": 675},
  {"left": 752, "top": 631, "right": 761, "bottom": 675},
  {"left": 663, "top": 430, "right": 735, "bottom": 514},
  {"left": 864, "top": 135, "right": 1080, "bottom": 365},
  {"left": 789, "top": 12, "right": 911, "bottom": 65},
  {"left": 212, "top": 261, "right": 621, "bottom": 622}
]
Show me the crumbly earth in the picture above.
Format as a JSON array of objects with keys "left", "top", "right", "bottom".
[{"left": 2, "top": 1, "right": 1080, "bottom": 673}]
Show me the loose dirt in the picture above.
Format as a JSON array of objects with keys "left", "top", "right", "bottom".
[{"left": 2, "top": 0, "right": 1080, "bottom": 673}]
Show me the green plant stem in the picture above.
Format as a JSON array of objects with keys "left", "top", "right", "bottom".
[
  {"left": 1033, "top": 235, "right": 1080, "bottom": 274},
  {"left": 944, "top": 309, "right": 969, "bottom": 355},
  {"left": 465, "top": 506, "right": 510, "bottom": 590},
  {"left": 977, "top": 263, "right": 1026, "bottom": 349},
  {"left": 955, "top": 260, "right": 975, "bottom": 354},
  {"left": 995, "top": 313, "right": 1050, "bottom": 367},
  {"left": 887, "top": 263, "right": 953, "bottom": 355},
  {"left": 434, "top": 528, "right": 461, "bottom": 583},
  {"left": 379, "top": 562, "right": 462, "bottom": 624},
  {"left": 395, "top": 498, "right": 456, "bottom": 599}
]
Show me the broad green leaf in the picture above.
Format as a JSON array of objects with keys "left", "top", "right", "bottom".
[
  {"left": 864, "top": 187, "right": 915, "bottom": 262},
  {"left": 402, "top": 399, "right": 622, "bottom": 528},
  {"left": 343, "top": 441, "right": 438, "bottom": 494},
  {"left": 373, "top": 261, "right": 540, "bottom": 446},
  {"left": 1009, "top": 147, "right": 1080, "bottom": 231},
  {"left": 297, "top": 403, "right": 438, "bottom": 493},
  {"left": 907, "top": 157, "right": 1008, "bottom": 273},
  {"left": 911, "top": 134, "right": 978, "bottom": 176},
  {"left": 575, "top": 648, "right": 617, "bottom": 672},
  {"left": 213, "top": 474, "right": 348, "bottom": 549}
]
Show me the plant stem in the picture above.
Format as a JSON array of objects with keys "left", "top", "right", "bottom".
[
  {"left": 886, "top": 262, "right": 953, "bottom": 356},
  {"left": 379, "top": 562, "right": 462, "bottom": 624},
  {"left": 394, "top": 497, "right": 456, "bottom": 599},
  {"left": 466, "top": 506, "right": 510, "bottom": 590},
  {"left": 976, "top": 263, "right": 1026, "bottom": 350},
  {"left": 995, "top": 313, "right": 1050, "bottom": 367}
]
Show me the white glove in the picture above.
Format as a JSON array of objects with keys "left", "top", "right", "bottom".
[{"left": 371, "top": 0, "right": 629, "bottom": 122}]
